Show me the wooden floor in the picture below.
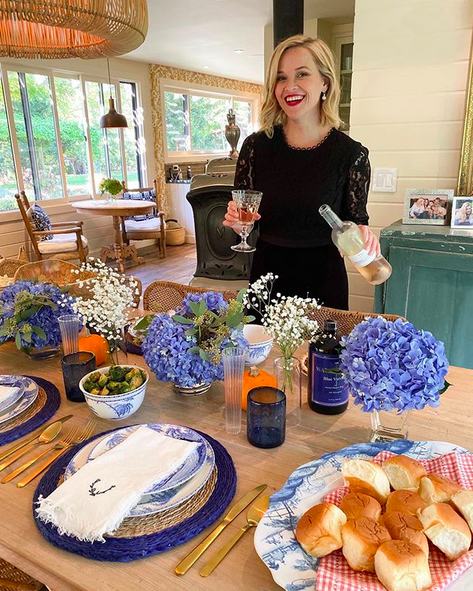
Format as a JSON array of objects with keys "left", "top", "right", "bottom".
[{"left": 124, "top": 243, "right": 197, "bottom": 291}]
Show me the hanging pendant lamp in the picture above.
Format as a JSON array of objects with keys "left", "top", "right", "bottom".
[
  {"left": 0, "top": 0, "right": 148, "bottom": 59},
  {"left": 100, "top": 59, "right": 128, "bottom": 129}
]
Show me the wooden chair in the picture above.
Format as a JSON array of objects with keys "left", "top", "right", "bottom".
[
  {"left": 143, "top": 280, "right": 237, "bottom": 312},
  {"left": 120, "top": 179, "right": 166, "bottom": 259},
  {"left": 307, "top": 306, "right": 404, "bottom": 336},
  {"left": 15, "top": 191, "right": 88, "bottom": 263}
]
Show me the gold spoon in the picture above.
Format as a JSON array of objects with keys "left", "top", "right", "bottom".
[
  {"left": 0, "top": 421, "right": 64, "bottom": 473},
  {"left": 199, "top": 495, "right": 269, "bottom": 577}
]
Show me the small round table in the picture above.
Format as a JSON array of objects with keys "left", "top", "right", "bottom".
[{"left": 74, "top": 200, "right": 155, "bottom": 273}]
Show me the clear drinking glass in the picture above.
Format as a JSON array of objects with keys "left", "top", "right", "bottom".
[
  {"left": 222, "top": 346, "right": 246, "bottom": 434},
  {"left": 231, "top": 190, "right": 262, "bottom": 253},
  {"left": 58, "top": 314, "right": 81, "bottom": 356}
]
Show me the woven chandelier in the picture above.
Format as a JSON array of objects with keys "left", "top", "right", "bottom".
[{"left": 0, "top": 0, "right": 148, "bottom": 59}]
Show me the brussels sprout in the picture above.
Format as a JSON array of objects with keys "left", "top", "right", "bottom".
[
  {"left": 109, "top": 366, "right": 128, "bottom": 381},
  {"left": 125, "top": 368, "right": 141, "bottom": 381},
  {"left": 98, "top": 374, "right": 108, "bottom": 387},
  {"left": 83, "top": 379, "right": 95, "bottom": 392},
  {"left": 88, "top": 372, "right": 102, "bottom": 383},
  {"left": 99, "top": 386, "right": 109, "bottom": 396},
  {"left": 119, "top": 383, "right": 131, "bottom": 394},
  {"left": 129, "top": 376, "right": 144, "bottom": 390},
  {"left": 90, "top": 388, "right": 100, "bottom": 395},
  {"left": 107, "top": 381, "right": 122, "bottom": 392}
]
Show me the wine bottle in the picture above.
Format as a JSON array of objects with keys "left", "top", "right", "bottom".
[
  {"left": 308, "top": 319, "right": 348, "bottom": 415},
  {"left": 319, "top": 204, "right": 392, "bottom": 285}
]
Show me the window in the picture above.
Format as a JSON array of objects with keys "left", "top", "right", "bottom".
[
  {"left": 163, "top": 85, "right": 257, "bottom": 158},
  {"left": 0, "top": 63, "right": 146, "bottom": 211}
]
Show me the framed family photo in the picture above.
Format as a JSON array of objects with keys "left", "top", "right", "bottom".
[
  {"left": 403, "top": 189, "right": 454, "bottom": 225},
  {"left": 451, "top": 197, "right": 473, "bottom": 228}
]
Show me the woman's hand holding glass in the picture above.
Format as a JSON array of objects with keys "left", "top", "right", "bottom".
[{"left": 223, "top": 200, "right": 261, "bottom": 234}]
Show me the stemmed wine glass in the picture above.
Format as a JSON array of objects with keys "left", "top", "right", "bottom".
[{"left": 231, "top": 190, "right": 263, "bottom": 253}]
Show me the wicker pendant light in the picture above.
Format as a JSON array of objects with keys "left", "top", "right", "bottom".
[
  {"left": 100, "top": 58, "right": 128, "bottom": 128},
  {"left": 0, "top": 0, "right": 148, "bottom": 59}
]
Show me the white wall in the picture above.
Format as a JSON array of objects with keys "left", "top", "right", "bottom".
[
  {"left": 0, "top": 56, "right": 155, "bottom": 260},
  {"left": 349, "top": 0, "right": 473, "bottom": 311}
]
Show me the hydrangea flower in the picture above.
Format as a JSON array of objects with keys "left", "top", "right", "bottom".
[
  {"left": 340, "top": 317, "right": 449, "bottom": 413},
  {"left": 142, "top": 291, "right": 249, "bottom": 387},
  {"left": 0, "top": 281, "right": 76, "bottom": 350}
]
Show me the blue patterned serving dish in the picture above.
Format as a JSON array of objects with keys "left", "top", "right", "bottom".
[
  {"left": 0, "top": 376, "right": 38, "bottom": 424},
  {"left": 79, "top": 365, "right": 149, "bottom": 420},
  {"left": 0, "top": 375, "right": 26, "bottom": 413},
  {"left": 243, "top": 324, "right": 273, "bottom": 366},
  {"left": 253, "top": 440, "right": 471, "bottom": 591}
]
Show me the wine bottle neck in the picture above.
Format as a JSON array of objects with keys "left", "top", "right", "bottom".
[{"left": 319, "top": 204, "right": 344, "bottom": 231}]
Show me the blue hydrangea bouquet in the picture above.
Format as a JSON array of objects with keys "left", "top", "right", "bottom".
[
  {"left": 142, "top": 291, "right": 251, "bottom": 390},
  {"left": 0, "top": 280, "right": 76, "bottom": 357},
  {"left": 340, "top": 317, "right": 449, "bottom": 415}
]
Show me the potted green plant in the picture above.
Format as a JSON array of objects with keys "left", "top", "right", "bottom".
[{"left": 98, "top": 178, "right": 124, "bottom": 202}]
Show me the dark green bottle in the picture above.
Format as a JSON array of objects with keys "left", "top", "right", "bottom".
[{"left": 308, "top": 319, "right": 348, "bottom": 415}]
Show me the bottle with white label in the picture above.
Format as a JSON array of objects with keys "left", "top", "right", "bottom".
[{"left": 319, "top": 204, "right": 392, "bottom": 285}]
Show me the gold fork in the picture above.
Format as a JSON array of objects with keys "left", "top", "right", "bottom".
[
  {"left": 16, "top": 421, "right": 96, "bottom": 488},
  {"left": 1, "top": 425, "right": 81, "bottom": 485}
]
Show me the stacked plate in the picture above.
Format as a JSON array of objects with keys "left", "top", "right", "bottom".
[
  {"left": 63, "top": 423, "right": 216, "bottom": 517},
  {"left": 0, "top": 375, "right": 39, "bottom": 425}
]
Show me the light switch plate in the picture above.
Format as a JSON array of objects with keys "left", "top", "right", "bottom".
[{"left": 372, "top": 168, "right": 398, "bottom": 193}]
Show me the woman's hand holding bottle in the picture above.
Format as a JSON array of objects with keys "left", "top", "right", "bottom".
[{"left": 358, "top": 225, "right": 381, "bottom": 257}]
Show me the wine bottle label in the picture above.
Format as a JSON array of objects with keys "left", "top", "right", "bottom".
[
  {"left": 348, "top": 248, "right": 376, "bottom": 268},
  {"left": 310, "top": 351, "right": 349, "bottom": 407}
]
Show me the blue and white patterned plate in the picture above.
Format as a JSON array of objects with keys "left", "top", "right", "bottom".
[
  {"left": 254, "top": 440, "right": 472, "bottom": 591},
  {"left": 0, "top": 377, "right": 38, "bottom": 425},
  {"left": 63, "top": 424, "right": 215, "bottom": 517},
  {"left": 0, "top": 375, "right": 26, "bottom": 413}
]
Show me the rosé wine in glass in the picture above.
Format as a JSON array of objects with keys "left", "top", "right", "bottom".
[{"left": 231, "top": 190, "right": 262, "bottom": 253}]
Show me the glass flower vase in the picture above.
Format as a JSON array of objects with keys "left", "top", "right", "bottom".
[
  {"left": 107, "top": 328, "right": 128, "bottom": 366},
  {"left": 369, "top": 409, "right": 412, "bottom": 443},
  {"left": 24, "top": 344, "right": 61, "bottom": 360},
  {"left": 273, "top": 356, "right": 301, "bottom": 427}
]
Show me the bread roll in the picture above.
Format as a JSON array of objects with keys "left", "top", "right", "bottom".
[
  {"left": 382, "top": 455, "right": 427, "bottom": 491},
  {"left": 386, "top": 490, "right": 426, "bottom": 516},
  {"left": 417, "top": 502, "right": 471, "bottom": 560},
  {"left": 381, "top": 511, "right": 429, "bottom": 557},
  {"left": 451, "top": 489, "right": 473, "bottom": 533},
  {"left": 341, "top": 517, "right": 391, "bottom": 572},
  {"left": 295, "top": 502, "right": 347, "bottom": 558},
  {"left": 375, "top": 540, "right": 432, "bottom": 591},
  {"left": 339, "top": 491, "right": 382, "bottom": 521},
  {"left": 419, "top": 474, "right": 462, "bottom": 506},
  {"left": 342, "top": 459, "right": 391, "bottom": 504}
]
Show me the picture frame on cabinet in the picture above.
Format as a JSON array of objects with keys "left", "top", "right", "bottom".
[
  {"left": 451, "top": 196, "right": 473, "bottom": 228},
  {"left": 403, "top": 189, "right": 453, "bottom": 225}
]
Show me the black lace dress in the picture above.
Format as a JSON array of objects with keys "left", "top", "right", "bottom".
[{"left": 234, "top": 126, "right": 371, "bottom": 309}]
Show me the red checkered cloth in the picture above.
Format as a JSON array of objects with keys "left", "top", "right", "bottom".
[{"left": 315, "top": 450, "right": 473, "bottom": 591}]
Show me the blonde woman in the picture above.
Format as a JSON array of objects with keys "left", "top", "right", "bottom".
[
  {"left": 454, "top": 201, "right": 473, "bottom": 225},
  {"left": 224, "top": 35, "right": 379, "bottom": 309}
]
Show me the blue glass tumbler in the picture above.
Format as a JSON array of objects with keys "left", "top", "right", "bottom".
[
  {"left": 61, "top": 352, "right": 96, "bottom": 402},
  {"left": 247, "top": 386, "right": 286, "bottom": 448}
]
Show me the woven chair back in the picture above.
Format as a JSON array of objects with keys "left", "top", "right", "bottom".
[
  {"left": 143, "top": 281, "right": 238, "bottom": 313},
  {"left": 0, "top": 557, "right": 44, "bottom": 590},
  {"left": 308, "top": 306, "right": 404, "bottom": 336}
]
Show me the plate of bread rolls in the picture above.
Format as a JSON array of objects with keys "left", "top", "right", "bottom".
[{"left": 254, "top": 440, "right": 473, "bottom": 591}]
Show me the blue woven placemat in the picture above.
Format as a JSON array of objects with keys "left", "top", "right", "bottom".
[
  {"left": 0, "top": 376, "right": 61, "bottom": 446},
  {"left": 33, "top": 428, "right": 237, "bottom": 561}
]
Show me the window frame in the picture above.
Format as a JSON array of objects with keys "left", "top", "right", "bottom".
[
  {"left": 0, "top": 60, "right": 148, "bottom": 215},
  {"left": 160, "top": 78, "right": 259, "bottom": 163}
]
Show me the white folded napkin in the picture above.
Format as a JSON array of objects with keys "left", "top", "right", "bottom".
[
  {"left": 0, "top": 385, "right": 18, "bottom": 406},
  {"left": 36, "top": 426, "right": 200, "bottom": 542}
]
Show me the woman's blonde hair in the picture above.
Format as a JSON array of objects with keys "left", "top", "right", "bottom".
[{"left": 260, "top": 35, "right": 341, "bottom": 137}]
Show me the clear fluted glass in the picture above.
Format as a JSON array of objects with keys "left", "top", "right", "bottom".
[
  {"left": 58, "top": 314, "right": 81, "bottom": 356},
  {"left": 222, "top": 346, "right": 246, "bottom": 434}
]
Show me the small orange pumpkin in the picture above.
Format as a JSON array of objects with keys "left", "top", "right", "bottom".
[
  {"left": 78, "top": 334, "right": 109, "bottom": 366},
  {"left": 242, "top": 366, "right": 278, "bottom": 411}
]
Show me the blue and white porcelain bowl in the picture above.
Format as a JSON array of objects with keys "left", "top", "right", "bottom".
[
  {"left": 243, "top": 324, "right": 273, "bottom": 366},
  {"left": 79, "top": 365, "right": 149, "bottom": 421}
]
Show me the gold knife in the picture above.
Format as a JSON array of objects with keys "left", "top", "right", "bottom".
[
  {"left": 174, "top": 483, "right": 267, "bottom": 575},
  {"left": 0, "top": 415, "right": 73, "bottom": 462}
]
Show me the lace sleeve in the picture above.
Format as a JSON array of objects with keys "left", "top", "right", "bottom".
[
  {"left": 341, "top": 145, "right": 371, "bottom": 225},
  {"left": 234, "top": 134, "right": 256, "bottom": 189}
]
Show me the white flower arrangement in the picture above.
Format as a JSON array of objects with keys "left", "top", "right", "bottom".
[
  {"left": 61, "top": 259, "right": 139, "bottom": 362},
  {"left": 244, "top": 273, "right": 320, "bottom": 360}
]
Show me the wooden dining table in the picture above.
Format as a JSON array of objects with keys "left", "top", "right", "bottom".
[
  {"left": 73, "top": 200, "right": 155, "bottom": 273},
  {"left": 0, "top": 341, "right": 472, "bottom": 591}
]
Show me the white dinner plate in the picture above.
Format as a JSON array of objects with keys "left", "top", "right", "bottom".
[
  {"left": 254, "top": 440, "right": 472, "bottom": 591},
  {"left": 63, "top": 424, "right": 216, "bottom": 517},
  {"left": 0, "top": 375, "right": 26, "bottom": 413},
  {"left": 0, "top": 377, "right": 38, "bottom": 425}
]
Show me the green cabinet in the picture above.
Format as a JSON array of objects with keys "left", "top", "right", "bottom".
[{"left": 374, "top": 220, "right": 473, "bottom": 369}]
